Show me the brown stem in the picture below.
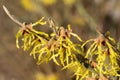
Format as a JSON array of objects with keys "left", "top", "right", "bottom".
[{"left": 2, "top": 5, "right": 23, "bottom": 27}]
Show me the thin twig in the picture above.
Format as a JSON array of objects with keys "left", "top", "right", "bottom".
[{"left": 2, "top": 5, "right": 23, "bottom": 27}]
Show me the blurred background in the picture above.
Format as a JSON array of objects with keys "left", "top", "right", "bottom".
[{"left": 0, "top": 0, "right": 120, "bottom": 80}]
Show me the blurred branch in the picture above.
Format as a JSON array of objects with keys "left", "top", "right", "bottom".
[
  {"left": 33, "top": 1, "right": 50, "bottom": 18},
  {"left": 76, "top": 1, "right": 97, "bottom": 32},
  {"left": 2, "top": 5, "right": 24, "bottom": 27}
]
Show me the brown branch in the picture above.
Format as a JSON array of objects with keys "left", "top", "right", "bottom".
[{"left": 2, "top": 5, "right": 24, "bottom": 27}]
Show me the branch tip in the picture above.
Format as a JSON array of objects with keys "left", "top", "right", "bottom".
[{"left": 2, "top": 5, "right": 23, "bottom": 27}]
